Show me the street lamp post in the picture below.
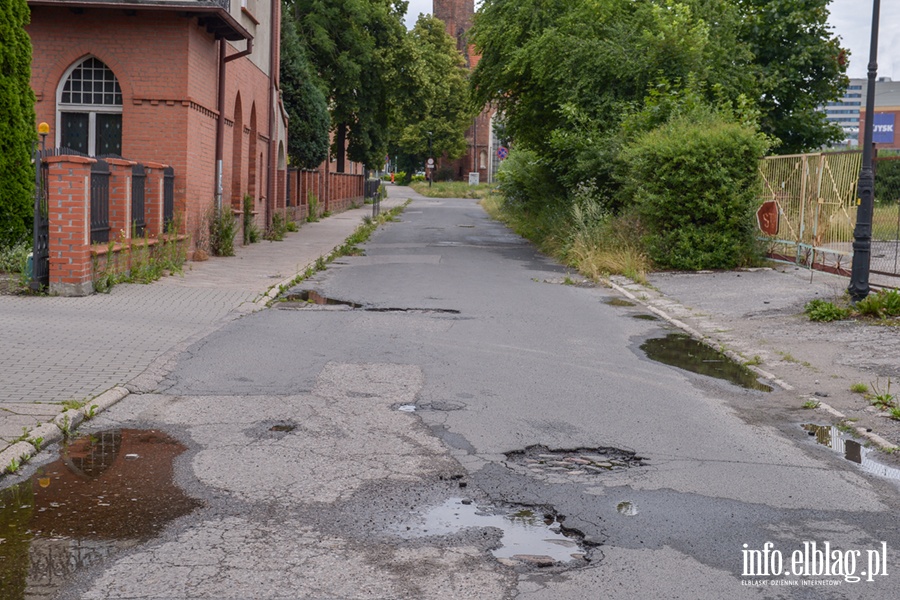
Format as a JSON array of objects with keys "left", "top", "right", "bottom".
[{"left": 848, "top": 0, "right": 881, "bottom": 302}]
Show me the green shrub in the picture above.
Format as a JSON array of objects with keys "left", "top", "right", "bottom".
[
  {"left": 0, "top": 241, "right": 29, "bottom": 274},
  {"left": 267, "top": 212, "right": 290, "bottom": 241},
  {"left": 618, "top": 107, "right": 769, "bottom": 270},
  {"left": 307, "top": 192, "right": 320, "bottom": 223},
  {"left": 496, "top": 148, "right": 563, "bottom": 211},
  {"left": 855, "top": 289, "right": 900, "bottom": 318},
  {"left": 209, "top": 204, "right": 236, "bottom": 257},
  {"left": 804, "top": 299, "right": 850, "bottom": 322},
  {"left": 242, "top": 195, "right": 260, "bottom": 245}
]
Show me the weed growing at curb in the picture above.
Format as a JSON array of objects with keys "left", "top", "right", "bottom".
[
  {"left": 851, "top": 382, "right": 869, "bottom": 394},
  {"left": 867, "top": 379, "right": 897, "bottom": 411},
  {"left": 801, "top": 399, "right": 820, "bottom": 409},
  {"left": 266, "top": 201, "right": 410, "bottom": 303},
  {"left": 745, "top": 355, "right": 763, "bottom": 366},
  {"left": 804, "top": 299, "right": 851, "bottom": 322},
  {"left": 5, "top": 457, "right": 21, "bottom": 474}
]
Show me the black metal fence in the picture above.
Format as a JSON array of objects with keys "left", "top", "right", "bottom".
[
  {"left": 31, "top": 149, "right": 51, "bottom": 290},
  {"left": 163, "top": 166, "right": 175, "bottom": 232},
  {"left": 90, "top": 160, "right": 111, "bottom": 244},
  {"left": 131, "top": 163, "right": 146, "bottom": 237}
]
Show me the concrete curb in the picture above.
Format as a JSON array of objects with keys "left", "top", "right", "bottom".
[{"left": 0, "top": 386, "right": 131, "bottom": 474}]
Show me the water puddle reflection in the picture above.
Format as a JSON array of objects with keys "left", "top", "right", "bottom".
[
  {"left": 401, "top": 498, "right": 587, "bottom": 566},
  {"left": 0, "top": 429, "right": 199, "bottom": 599},
  {"left": 641, "top": 333, "right": 772, "bottom": 392},
  {"left": 802, "top": 424, "right": 900, "bottom": 481}
]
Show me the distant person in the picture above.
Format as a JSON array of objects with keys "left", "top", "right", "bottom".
[{"left": 390, "top": 172, "right": 395, "bottom": 184}]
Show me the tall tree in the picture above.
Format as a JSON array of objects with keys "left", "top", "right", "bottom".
[
  {"left": 388, "top": 14, "right": 473, "bottom": 175},
  {"left": 0, "top": 0, "right": 36, "bottom": 247},
  {"left": 290, "top": 0, "right": 408, "bottom": 171},
  {"left": 281, "top": 9, "right": 330, "bottom": 170},
  {"left": 737, "top": 0, "right": 848, "bottom": 153}
]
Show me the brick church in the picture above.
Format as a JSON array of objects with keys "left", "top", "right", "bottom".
[{"left": 432, "top": 0, "right": 499, "bottom": 183}]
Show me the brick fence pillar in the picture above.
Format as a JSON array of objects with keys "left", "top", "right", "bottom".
[
  {"left": 106, "top": 158, "right": 138, "bottom": 241},
  {"left": 143, "top": 161, "right": 168, "bottom": 237},
  {"left": 46, "top": 155, "right": 95, "bottom": 296}
]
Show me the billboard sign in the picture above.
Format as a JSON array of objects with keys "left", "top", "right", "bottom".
[{"left": 873, "top": 113, "right": 895, "bottom": 144}]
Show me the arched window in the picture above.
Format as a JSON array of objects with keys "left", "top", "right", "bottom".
[{"left": 57, "top": 57, "right": 123, "bottom": 156}]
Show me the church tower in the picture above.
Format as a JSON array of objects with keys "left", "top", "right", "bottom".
[
  {"left": 433, "top": 0, "right": 475, "bottom": 63},
  {"left": 432, "top": 0, "right": 496, "bottom": 182}
]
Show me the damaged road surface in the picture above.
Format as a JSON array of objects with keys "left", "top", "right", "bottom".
[{"left": 4, "top": 193, "right": 899, "bottom": 599}]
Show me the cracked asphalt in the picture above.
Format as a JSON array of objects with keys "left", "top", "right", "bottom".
[{"left": 4, "top": 187, "right": 900, "bottom": 599}]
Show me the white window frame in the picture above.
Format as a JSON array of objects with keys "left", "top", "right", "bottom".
[{"left": 56, "top": 57, "right": 123, "bottom": 156}]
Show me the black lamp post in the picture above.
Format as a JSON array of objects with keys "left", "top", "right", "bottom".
[{"left": 848, "top": 0, "right": 881, "bottom": 302}]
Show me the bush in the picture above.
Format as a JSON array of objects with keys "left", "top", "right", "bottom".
[
  {"left": 209, "top": 204, "right": 236, "bottom": 256},
  {"left": 0, "top": 241, "right": 29, "bottom": 274},
  {"left": 804, "top": 299, "right": 850, "bottom": 322},
  {"left": 618, "top": 107, "right": 769, "bottom": 270},
  {"left": 496, "top": 148, "right": 562, "bottom": 210},
  {"left": 242, "top": 195, "right": 259, "bottom": 244}
]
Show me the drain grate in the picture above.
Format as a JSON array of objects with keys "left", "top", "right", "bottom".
[{"left": 506, "top": 445, "right": 646, "bottom": 477}]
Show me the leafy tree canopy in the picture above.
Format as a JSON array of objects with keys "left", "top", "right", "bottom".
[
  {"left": 471, "top": 0, "right": 847, "bottom": 196},
  {"left": 289, "top": 0, "right": 408, "bottom": 170},
  {"left": 280, "top": 9, "right": 330, "bottom": 170},
  {"left": 388, "top": 14, "right": 474, "bottom": 174}
]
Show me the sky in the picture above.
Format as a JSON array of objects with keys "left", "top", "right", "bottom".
[{"left": 403, "top": 0, "right": 900, "bottom": 81}]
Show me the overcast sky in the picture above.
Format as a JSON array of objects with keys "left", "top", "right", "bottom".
[{"left": 403, "top": 0, "right": 898, "bottom": 80}]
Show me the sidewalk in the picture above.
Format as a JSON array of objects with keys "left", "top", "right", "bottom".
[{"left": 0, "top": 195, "right": 406, "bottom": 460}]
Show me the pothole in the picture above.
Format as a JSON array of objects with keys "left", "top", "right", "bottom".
[
  {"left": 802, "top": 424, "right": 900, "bottom": 481},
  {"left": 278, "top": 291, "right": 460, "bottom": 314},
  {"left": 269, "top": 422, "right": 297, "bottom": 433},
  {"left": 282, "top": 290, "right": 362, "bottom": 308},
  {"left": 0, "top": 429, "right": 199, "bottom": 598},
  {"left": 505, "top": 445, "right": 646, "bottom": 478},
  {"left": 640, "top": 333, "right": 773, "bottom": 392},
  {"left": 605, "top": 298, "right": 636, "bottom": 307},
  {"left": 397, "top": 498, "right": 593, "bottom": 569}
]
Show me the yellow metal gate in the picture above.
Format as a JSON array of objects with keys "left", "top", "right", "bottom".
[{"left": 756, "top": 152, "right": 862, "bottom": 275}]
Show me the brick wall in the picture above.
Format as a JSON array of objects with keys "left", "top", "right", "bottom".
[{"left": 28, "top": 7, "right": 280, "bottom": 254}]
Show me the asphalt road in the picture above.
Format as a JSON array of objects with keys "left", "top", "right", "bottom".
[{"left": 17, "top": 194, "right": 899, "bottom": 599}]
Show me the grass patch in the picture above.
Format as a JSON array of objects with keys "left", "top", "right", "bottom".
[
  {"left": 481, "top": 192, "right": 651, "bottom": 283},
  {"left": 801, "top": 399, "right": 820, "bottom": 409},
  {"left": 850, "top": 382, "right": 869, "bottom": 394},
  {"left": 410, "top": 181, "right": 494, "bottom": 199}
]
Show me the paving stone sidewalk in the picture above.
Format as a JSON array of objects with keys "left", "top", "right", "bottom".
[{"left": 0, "top": 197, "right": 405, "bottom": 453}]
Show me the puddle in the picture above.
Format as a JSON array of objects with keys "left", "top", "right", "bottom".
[
  {"left": 632, "top": 314, "right": 659, "bottom": 321},
  {"left": 506, "top": 445, "right": 646, "bottom": 478},
  {"left": 400, "top": 498, "right": 588, "bottom": 567},
  {"left": 802, "top": 424, "right": 900, "bottom": 481},
  {"left": 640, "top": 333, "right": 772, "bottom": 392},
  {"left": 605, "top": 298, "right": 636, "bottom": 307},
  {"left": 283, "top": 290, "right": 362, "bottom": 308},
  {"left": 0, "top": 429, "right": 199, "bottom": 598}
]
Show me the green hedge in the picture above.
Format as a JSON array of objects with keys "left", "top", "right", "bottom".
[{"left": 619, "top": 109, "right": 769, "bottom": 270}]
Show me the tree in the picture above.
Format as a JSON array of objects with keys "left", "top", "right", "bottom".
[
  {"left": 0, "top": 0, "right": 36, "bottom": 247},
  {"left": 470, "top": 0, "right": 756, "bottom": 200},
  {"left": 737, "top": 0, "right": 848, "bottom": 153},
  {"left": 388, "top": 15, "right": 473, "bottom": 177},
  {"left": 280, "top": 9, "right": 330, "bottom": 170},
  {"left": 290, "top": 0, "right": 408, "bottom": 171}
]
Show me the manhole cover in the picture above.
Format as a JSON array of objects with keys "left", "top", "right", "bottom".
[{"left": 506, "top": 445, "right": 646, "bottom": 477}]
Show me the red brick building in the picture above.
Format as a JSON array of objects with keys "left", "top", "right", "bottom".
[
  {"left": 433, "top": 0, "right": 497, "bottom": 182},
  {"left": 26, "top": 0, "right": 289, "bottom": 251}
]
